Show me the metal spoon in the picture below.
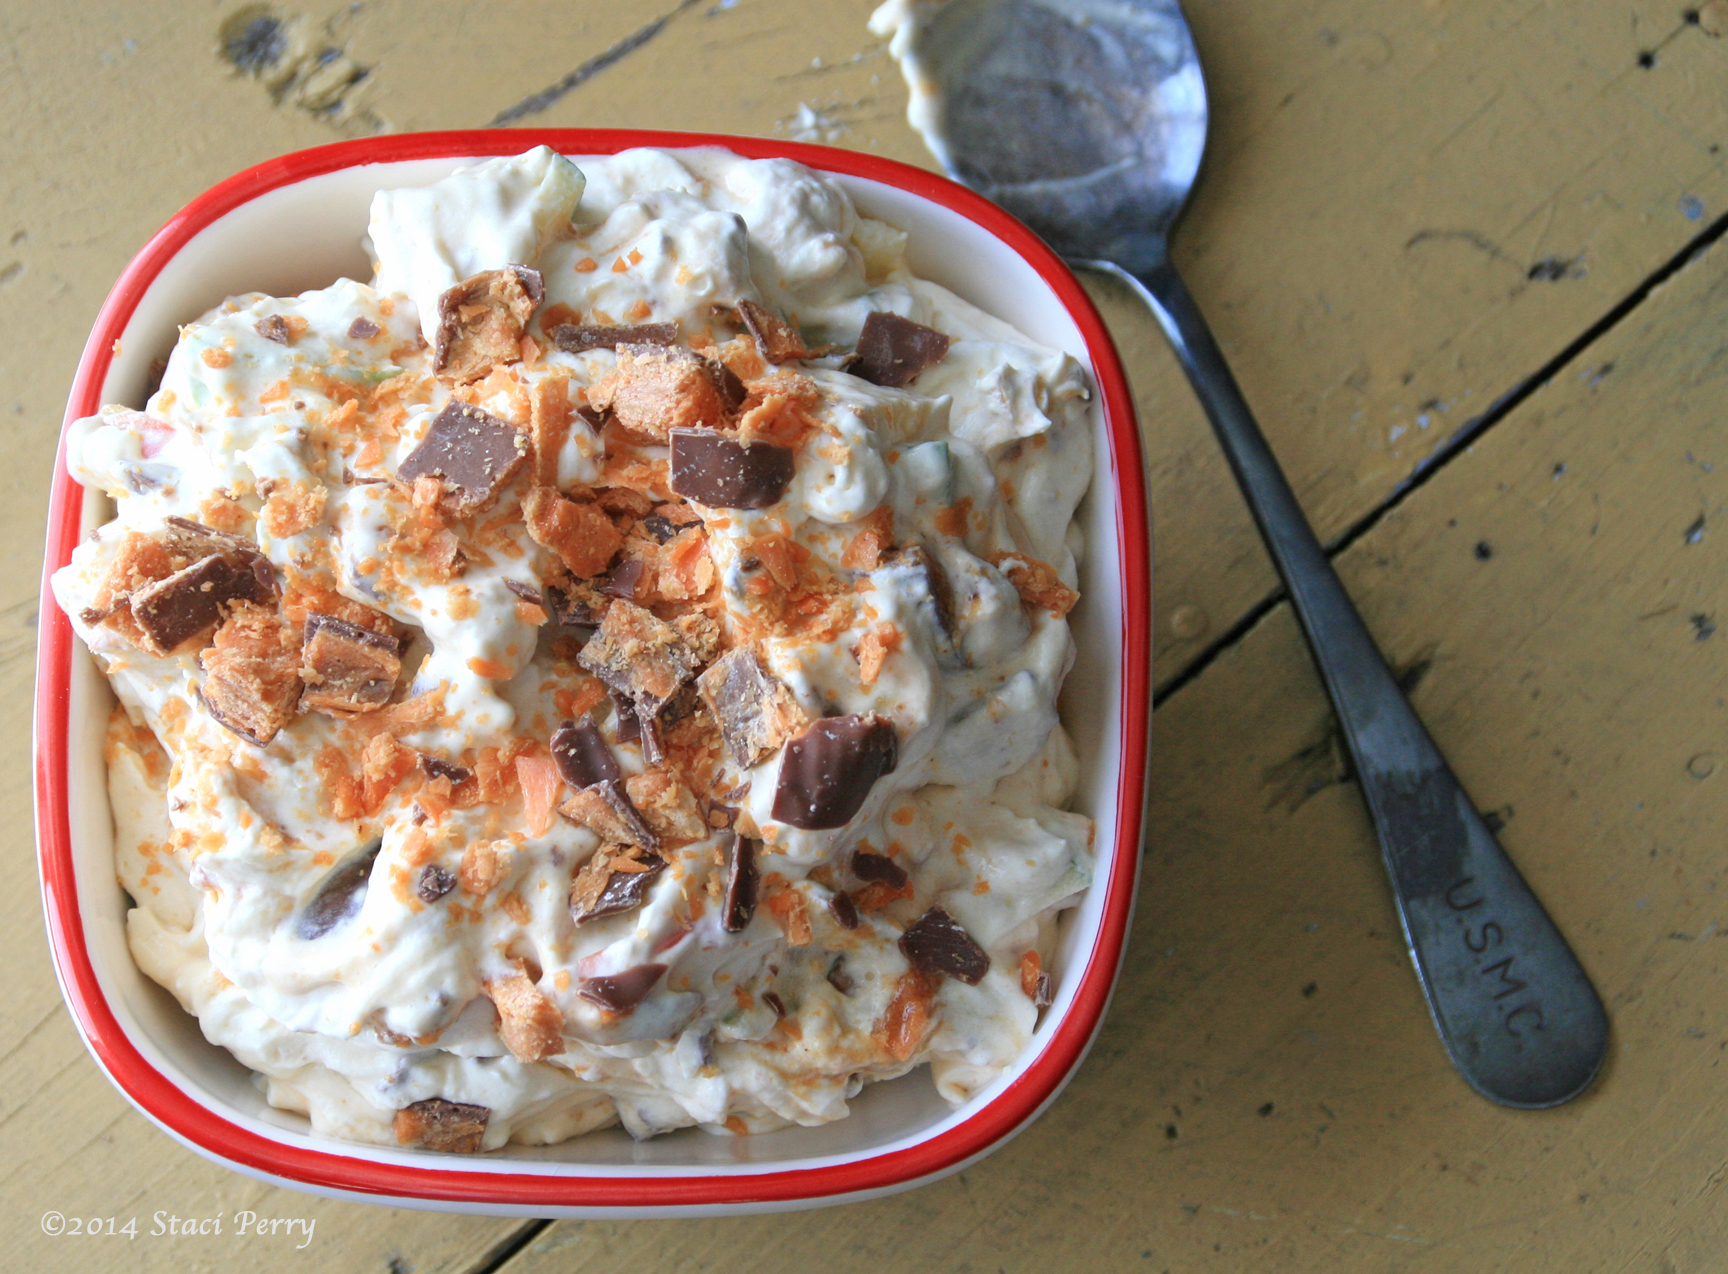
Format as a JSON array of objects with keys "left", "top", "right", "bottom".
[{"left": 879, "top": 0, "right": 1608, "bottom": 1107}]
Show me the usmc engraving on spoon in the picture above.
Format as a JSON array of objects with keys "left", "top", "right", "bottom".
[{"left": 1443, "top": 876, "right": 1547, "bottom": 1040}]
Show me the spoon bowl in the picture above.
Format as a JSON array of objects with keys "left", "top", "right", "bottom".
[
  {"left": 886, "top": 0, "right": 1204, "bottom": 268},
  {"left": 877, "top": 0, "right": 1610, "bottom": 1108}
]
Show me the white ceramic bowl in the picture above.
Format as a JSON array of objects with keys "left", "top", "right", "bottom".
[{"left": 34, "top": 130, "right": 1151, "bottom": 1216}]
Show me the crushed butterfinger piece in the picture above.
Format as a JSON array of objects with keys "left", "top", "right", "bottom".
[
  {"left": 300, "top": 613, "right": 402, "bottom": 715},
  {"left": 697, "top": 647, "right": 807, "bottom": 768},
  {"left": 522, "top": 485, "right": 622, "bottom": 578},
  {"left": 434, "top": 266, "right": 544, "bottom": 383},
  {"left": 576, "top": 599, "right": 700, "bottom": 715},
  {"left": 585, "top": 345, "right": 737, "bottom": 443},
  {"left": 623, "top": 768, "right": 706, "bottom": 845},
  {"left": 396, "top": 402, "right": 528, "bottom": 519},
  {"left": 394, "top": 1098, "right": 489, "bottom": 1153},
  {"left": 558, "top": 779, "right": 659, "bottom": 850},
  {"left": 990, "top": 551, "right": 1079, "bottom": 617},
  {"left": 484, "top": 970, "right": 564, "bottom": 1062},
  {"left": 198, "top": 600, "right": 302, "bottom": 745}
]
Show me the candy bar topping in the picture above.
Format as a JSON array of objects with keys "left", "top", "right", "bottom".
[
  {"left": 576, "top": 599, "right": 699, "bottom": 716},
  {"left": 852, "top": 311, "right": 952, "bottom": 387},
  {"left": 852, "top": 850, "right": 909, "bottom": 891},
  {"left": 585, "top": 345, "right": 738, "bottom": 443},
  {"left": 772, "top": 714, "right": 900, "bottom": 830},
  {"left": 668, "top": 428, "right": 796, "bottom": 510},
  {"left": 578, "top": 963, "right": 668, "bottom": 1013},
  {"left": 550, "top": 717, "right": 621, "bottom": 789},
  {"left": 394, "top": 1098, "right": 489, "bottom": 1154},
  {"left": 395, "top": 401, "right": 528, "bottom": 517},
  {"left": 299, "top": 613, "right": 402, "bottom": 715},
  {"left": 416, "top": 864, "right": 457, "bottom": 903},
  {"left": 570, "top": 844, "right": 667, "bottom": 924},
  {"left": 433, "top": 266, "right": 544, "bottom": 383},
  {"left": 559, "top": 779, "right": 659, "bottom": 850},
  {"left": 722, "top": 835, "right": 759, "bottom": 933},
  {"left": 738, "top": 299, "right": 814, "bottom": 364},
  {"left": 899, "top": 905, "right": 990, "bottom": 985},
  {"left": 297, "top": 840, "right": 382, "bottom": 940},
  {"left": 106, "top": 518, "right": 278, "bottom": 657},
  {"left": 198, "top": 601, "right": 302, "bottom": 745}
]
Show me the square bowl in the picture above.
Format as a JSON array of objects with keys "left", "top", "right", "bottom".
[{"left": 33, "top": 130, "right": 1150, "bottom": 1217}]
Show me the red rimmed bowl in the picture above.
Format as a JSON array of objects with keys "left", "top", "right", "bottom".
[{"left": 33, "top": 130, "right": 1150, "bottom": 1216}]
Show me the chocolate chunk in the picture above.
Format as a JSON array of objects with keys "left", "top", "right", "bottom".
[
  {"left": 570, "top": 847, "right": 666, "bottom": 925},
  {"left": 300, "top": 612, "right": 402, "bottom": 714},
  {"left": 503, "top": 578, "right": 543, "bottom": 607},
  {"left": 394, "top": 1097, "right": 488, "bottom": 1154},
  {"left": 578, "top": 963, "right": 667, "bottom": 1012},
  {"left": 130, "top": 547, "right": 276, "bottom": 656},
  {"left": 852, "top": 312, "right": 951, "bottom": 388},
  {"left": 575, "top": 403, "right": 610, "bottom": 432},
  {"left": 598, "top": 557, "right": 643, "bottom": 600},
  {"left": 162, "top": 515, "right": 265, "bottom": 561},
  {"left": 899, "top": 905, "right": 990, "bottom": 985},
  {"left": 707, "top": 357, "right": 747, "bottom": 412},
  {"left": 852, "top": 850, "right": 909, "bottom": 891},
  {"left": 576, "top": 599, "right": 699, "bottom": 715},
  {"left": 1032, "top": 969, "right": 1053, "bottom": 1009},
  {"left": 395, "top": 401, "right": 528, "bottom": 517},
  {"left": 697, "top": 647, "right": 808, "bottom": 768},
  {"left": 738, "top": 299, "right": 812, "bottom": 363},
  {"left": 885, "top": 542, "right": 956, "bottom": 638},
  {"left": 549, "top": 322, "right": 679, "bottom": 354},
  {"left": 558, "top": 779, "right": 659, "bottom": 850},
  {"left": 551, "top": 717, "right": 620, "bottom": 789},
  {"left": 119, "top": 461, "right": 175, "bottom": 494},
  {"left": 416, "top": 863, "right": 456, "bottom": 903},
  {"left": 762, "top": 991, "right": 786, "bottom": 1019},
  {"left": 419, "top": 753, "right": 472, "bottom": 785},
  {"left": 641, "top": 514, "right": 681, "bottom": 544},
  {"left": 297, "top": 839, "right": 382, "bottom": 939},
  {"left": 722, "top": 835, "right": 759, "bottom": 933},
  {"left": 668, "top": 428, "right": 795, "bottom": 509},
  {"left": 433, "top": 266, "right": 543, "bottom": 382},
  {"left": 771, "top": 714, "right": 899, "bottom": 830},
  {"left": 829, "top": 891, "right": 860, "bottom": 931},
  {"left": 348, "top": 316, "right": 381, "bottom": 340},
  {"left": 825, "top": 955, "right": 855, "bottom": 995},
  {"left": 255, "top": 314, "right": 292, "bottom": 344},
  {"left": 543, "top": 580, "right": 598, "bottom": 627}
]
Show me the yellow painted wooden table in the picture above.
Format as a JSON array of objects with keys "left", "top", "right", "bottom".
[{"left": 5, "top": 1, "right": 1727, "bottom": 1269}]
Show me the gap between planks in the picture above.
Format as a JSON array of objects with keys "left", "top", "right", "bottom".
[
  {"left": 485, "top": 0, "right": 706, "bottom": 127},
  {"left": 1151, "top": 202, "right": 1728, "bottom": 710},
  {"left": 465, "top": 1219, "right": 552, "bottom": 1274}
]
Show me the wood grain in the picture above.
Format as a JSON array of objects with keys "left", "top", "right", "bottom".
[{"left": 1, "top": 0, "right": 1725, "bottom": 1268}]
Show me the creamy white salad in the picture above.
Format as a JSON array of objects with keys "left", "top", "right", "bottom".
[{"left": 52, "top": 146, "right": 1096, "bottom": 1152}]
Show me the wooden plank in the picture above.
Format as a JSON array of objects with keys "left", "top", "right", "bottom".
[
  {"left": 3, "top": 1, "right": 1726, "bottom": 1268},
  {"left": 492, "top": 141, "right": 1728, "bottom": 1274}
]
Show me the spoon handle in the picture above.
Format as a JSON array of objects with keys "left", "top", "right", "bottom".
[{"left": 1099, "top": 257, "right": 1608, "bottom": 1107}]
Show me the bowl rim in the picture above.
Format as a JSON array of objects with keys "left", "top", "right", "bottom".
[{"left": 33, "top": 128, "right": 1150, "bottom": 1210}]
